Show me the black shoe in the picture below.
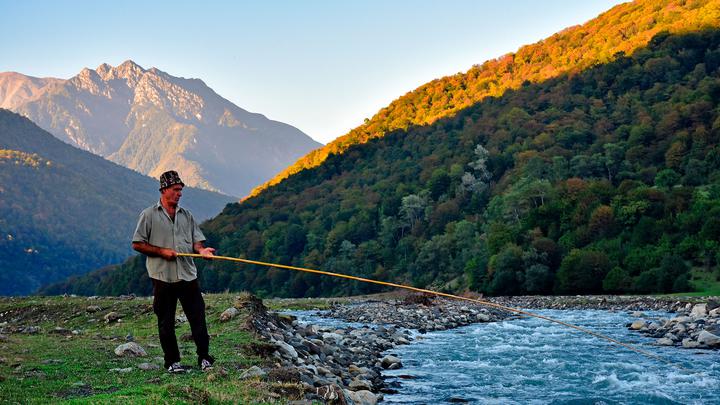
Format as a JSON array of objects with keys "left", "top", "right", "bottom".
[
  {"left": 167, "top": 362, "right": 190, "bottom": 373},
  {"left": 200, "top": 358, "right": 214, "bottom": 372}
]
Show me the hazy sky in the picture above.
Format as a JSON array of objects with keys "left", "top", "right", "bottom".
[{"left": 1, "top": 0, "right": 626, "bottom": 144}]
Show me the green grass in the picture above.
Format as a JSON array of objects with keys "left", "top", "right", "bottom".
[
  {"left": 666, "top": 268, "right": 720, "bottom": 297},
  {"left": 0, "top": 294, "right": 305, "bottom": 404}
]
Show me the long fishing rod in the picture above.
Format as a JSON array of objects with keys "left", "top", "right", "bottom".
[{"left": 179, "top": 252, "right": 684, "bottom": 369}]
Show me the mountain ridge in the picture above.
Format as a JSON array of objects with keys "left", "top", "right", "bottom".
[{"left": 2, "top": 60, "right": 321, "bottom": 196}]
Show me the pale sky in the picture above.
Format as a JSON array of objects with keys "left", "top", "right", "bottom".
[{"left": 0, "top": 0, "right": 626, "bottom": 144}]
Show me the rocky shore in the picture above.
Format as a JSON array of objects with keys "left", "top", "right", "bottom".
[
  {"left": 225, "top": 294, "right": 508, "bottom": 404},
  {"left": 240, "top": 294, "right": 719, "bottom": 404},
  {"left": 488, "top": 294, "right": 698, "bottom": 312},
  {"left": 627, "top": 301, "right": 720, "bottom": 349}
]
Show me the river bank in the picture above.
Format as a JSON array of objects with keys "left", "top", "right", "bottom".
[{"left": 250, "top": 293, "right": 719, "bottom": 403}]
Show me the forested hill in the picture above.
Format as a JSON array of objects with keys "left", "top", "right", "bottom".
[
  {"left": 0, "top": 110, "right": 233, "bottom": 295},
  {"left": 47, "top": 28, "right": 720, "bottom": 297},
  {"left": 248, "top": 0, "right": 720, "bottom": 199}
]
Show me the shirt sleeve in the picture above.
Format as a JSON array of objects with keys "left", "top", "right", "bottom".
[
  {"left": 132, "top": 210, "right": 151, "bottom": 243},
  {"left": 191, "top": 215, "right": 206, "bottom": 243}
]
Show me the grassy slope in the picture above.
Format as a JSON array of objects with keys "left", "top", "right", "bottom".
[{"left": 0, "top": 294, "right": 317, "bottom": 404}]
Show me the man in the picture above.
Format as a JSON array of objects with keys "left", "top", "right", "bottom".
[{"left": 132, "top": 170, "right": 216, "bottom": 373}]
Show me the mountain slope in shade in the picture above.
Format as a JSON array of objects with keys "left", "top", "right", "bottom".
[
  {"left": 0, "top": 109, "right": 233, "bottom": 295},
  {"left": 5, "top": 61, "right": 321, "bottom": 196},
  {"left": 248, "top": 0, "right": 720, "bottom": 198},
  {"left": 0, "top": 72, "right": 62, "bottom": 110}
]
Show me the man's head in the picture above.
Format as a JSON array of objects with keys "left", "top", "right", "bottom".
[
  {"left": 159, "top": 170, "right": 185, "bottom": 191},
  {"left": 159, "top": 170, "right": 184, "bottom": 208}
]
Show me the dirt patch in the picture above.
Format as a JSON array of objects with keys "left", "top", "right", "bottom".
[
  {"left": 266, "top": 367, "right": 302, "bottom": 383},
  {"left": 402, "top": 293, "right": 436, "bottom": 306},
  {"left": 237, "top": 341, "right": 277, "bottom": 358},
  {"left": 269, "top": 382, "right": 305, "bottom": 401}
]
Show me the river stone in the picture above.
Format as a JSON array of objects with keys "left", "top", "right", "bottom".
[
  {"left": 691, "top": 304, "right": 708, "bottom": 318},
  {"left": 344, "top": 389, "right": 378, "bottom": 405},
  {"left": 681, "top": 338, "right": 700, "bottom": 349},
  {"left": 273, "top": 340, "right": 298, "bottom": 359},
  {"left": 219, "top": 307, "right": 240, "bottom": 322},
  {"left": 697, "top": 330, "right": 720, "bottom": 347},
  {"left": 380, "top": 355, "right": 402, "bottom": 369},
  {"left": 657, "top": 337, "right": 674, "bottom": 346},
  {"left": 710, "top": 308, "right": 720, "bottom": 318},
  {"left": 349, "top": 378, "right": 373, "bottom": 391},
  {"left": 114, "top": 342, "right": 147, "bottom": 357},
  {"left": 630, "top": 320, "right": 646, "bottom": 330},
  {"left": 239, "top": 365, "right": 266, "bottom": 379}
]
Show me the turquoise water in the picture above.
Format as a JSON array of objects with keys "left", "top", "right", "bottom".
[
  {"left": 287, "top": 309, "right": 720, "bottom": 404},
  {"left": 382, "top": 310, "right": 720, "bottom": 404}
]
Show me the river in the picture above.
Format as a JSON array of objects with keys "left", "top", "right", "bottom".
[{"left": 289, "top": 308, "right": 720, "bottom": 404}]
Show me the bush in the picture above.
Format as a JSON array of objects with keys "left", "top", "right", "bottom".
[
  {"left": 603, "top": 266, "right": 632, "bottom": 293},
  {"left": 525, "top": 264, "right": 553, "bottom": 294},
  {"left": 555, "top": 249, "right": 611, "bottom": 294}
]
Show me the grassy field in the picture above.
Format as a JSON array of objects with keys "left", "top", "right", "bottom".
[
  {"left": 0, "top": 293, "right": 316, "bottom": 404},
  {"left": 673, "top": 268, "right": 720, "bottom": 297}
]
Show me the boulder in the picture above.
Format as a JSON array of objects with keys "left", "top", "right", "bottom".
[
  {"left": 629, "top": 320, "right": 646, "bottom": 330},
  {"left": 86, "top": 305, "right": 101, "bottom": 313},
  {"left": 343, "top": 389, "right": 378, "bottom": 405},
  {"left": 114, "top": 342, "right": 147, "bottom": 357},
  {"left": 239, "top": 365, "right": 266, "bottom": 379},
  {"left": 691, "top": 304, "right": 708, "bottom": 318},
  {"left": 656, "top": 338, "right": 674, "bottom": 346},
  {"left": 349, "top": 378, "right": 373, "bottom": 391},
  {"left": 273, "top": 340, "right": 299, "bottom": 360},
  {"left": 681, "top": 338, "right": 700, "bottom": 349},
  {"left": 380, "top": 355, "right": 402, "bottom": 369},
  {"left": 697, "top": 330, "right": 720, "bottom": 347}
]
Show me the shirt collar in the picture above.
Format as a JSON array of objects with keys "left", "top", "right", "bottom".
[{"left": 155, "top": 200, "right": 185, "bottom": 213}]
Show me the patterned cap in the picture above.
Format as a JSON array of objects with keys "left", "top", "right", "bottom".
[{"left": 159, "top": 170, "right": 185, "bottom": 190}]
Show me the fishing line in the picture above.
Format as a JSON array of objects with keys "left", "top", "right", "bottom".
[{"left": 179, "top": 252, "right": 687, "bottom": 370}]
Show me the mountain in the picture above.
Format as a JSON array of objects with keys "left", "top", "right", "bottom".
[
  {"left": 44, "top": 0, "right": 720, "bottom": 298},
  {"left": 248, "top": 0, "right": 720, "bottom": 198},
  {"left": 0, "top": 109, "right": 234, "bottom": 295},
  {"left": 2, "top": 61, "right": 321, "bottom": 196},
  {"left": 0, "top": 72, "right": 62, "bottom": 110}
]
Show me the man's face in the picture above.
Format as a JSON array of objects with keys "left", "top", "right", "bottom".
[{"left": 161, "top": 184, "right": 183, "bottom": 206}]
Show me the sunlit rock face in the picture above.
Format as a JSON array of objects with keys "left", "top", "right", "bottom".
[{"left": 2, "top": 61, "right": 321, "bottom": 196}]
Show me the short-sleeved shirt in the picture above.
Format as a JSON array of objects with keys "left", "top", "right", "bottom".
[{"left": 132, "top": 201, "right": 206, "bottom": 282}]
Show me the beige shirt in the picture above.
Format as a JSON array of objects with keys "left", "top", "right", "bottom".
[{"left": 132, "top": 202, "right": 206, "bottom": 282}]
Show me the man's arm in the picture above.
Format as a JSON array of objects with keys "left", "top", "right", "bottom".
[
  {"left": 132, "top": 242, "right": 177, "bottom": 261},
  {"left": 193, "top": 242, "right": 216, "bottom": 258}
]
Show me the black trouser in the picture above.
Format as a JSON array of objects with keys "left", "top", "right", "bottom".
[{"left": 152, "top": 278, "right": 211, "bottom": 368}]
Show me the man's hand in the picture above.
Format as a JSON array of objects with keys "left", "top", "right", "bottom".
[
  {"left": 159, "top": 248, "right": 178, "bottom": 261},
  {"left": 198, "top": 247, "right": 216, "bottom": 259}
]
